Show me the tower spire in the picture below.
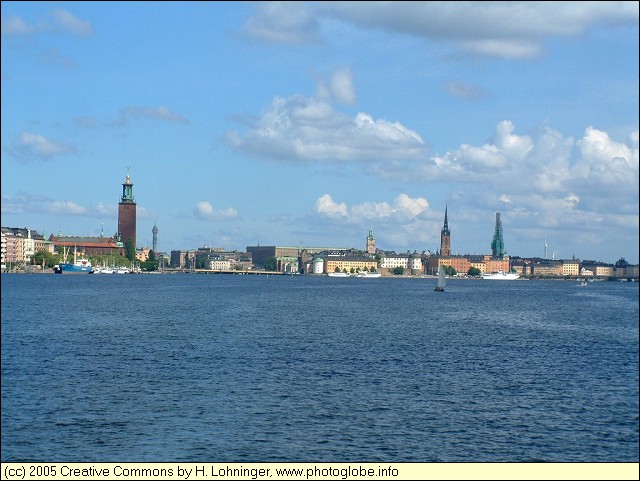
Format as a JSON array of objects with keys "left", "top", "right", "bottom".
[
  {"left": 440, "top": 205, "right": 451, "bottom": 257},
  {"left": 491, "top": 212, "right": 505, "bottom": 258},
  {"left": 366, "top": 227, "right": 376, "bottom": 255}
]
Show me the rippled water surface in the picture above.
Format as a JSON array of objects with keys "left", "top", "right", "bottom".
[{"left": 2, "top": 274, "right": 638, "bottom": 462}]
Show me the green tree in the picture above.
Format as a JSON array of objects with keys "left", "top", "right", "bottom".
[
  {"left": 468, "top": 266, "right": 482, "bottom": 277},
  {"left": 264, "top": 257, "right": 277, "bottom": 271},
  {"left": 140, "top": 260, "right": 158, "bottom": 271},
  {"left": 125, "top": 239, "right": 136, "bottom": 263},
  {"left": 393, "top": 266, "right": 404, "bottom": 275},
  {"left": 444, "top": 265, "right": 457, "bottom": 276},
  {"left": 148, "top": 250, "right": 156, "bottom": 262},
  {"left": 32, "top": 250, "right": 58, "bottom": 269}
]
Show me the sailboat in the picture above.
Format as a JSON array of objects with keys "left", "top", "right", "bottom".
[{"left": 434, "top": 265, "right": 446, "bottom": 291}]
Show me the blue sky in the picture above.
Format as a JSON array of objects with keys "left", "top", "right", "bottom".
[{"left": 2, "top": 1, "right": 638, "bottom": 264}]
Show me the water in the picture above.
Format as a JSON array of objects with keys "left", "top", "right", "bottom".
[{"left": 2, "top": 274, "right": 638, "bottom": 462}]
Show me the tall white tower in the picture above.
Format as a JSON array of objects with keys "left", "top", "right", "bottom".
[{"left": 152, "top": 222, "right": 158, "bottom": 252}]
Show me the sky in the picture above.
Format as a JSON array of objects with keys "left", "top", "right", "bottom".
[{"left": 1, "top": 1, "right": 638, "bottom": 264}]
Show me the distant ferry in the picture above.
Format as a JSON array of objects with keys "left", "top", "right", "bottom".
[
  {"left": 327, "top": 272, "right": 350, "bottom": 277},
  {"left": 357, "top": 271, "right": 381, "bottom": 278},
  {"left": 482, "top": 270, "right": 520, "bottom": 280}
]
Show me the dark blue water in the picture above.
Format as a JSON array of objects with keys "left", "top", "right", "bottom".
[{"left": 2, "top": 274, "right": 638, "bottom": 462}]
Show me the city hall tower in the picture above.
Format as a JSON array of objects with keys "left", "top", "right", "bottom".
[{"left": 118, "top": 173, "right": 136, "bottom": 248}]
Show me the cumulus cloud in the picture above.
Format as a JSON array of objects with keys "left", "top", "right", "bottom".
[
  {"left": 4, "top": 132, "right": 77, "bottom": 162},
  {"left": 384, "top": 121, "right": 637, "bottom": 197},
  {"left": 575, "top": 126, "right": 638, "bottom": 186},
  {"left": 367, "top": 120, "right": 638, "bottom": 253},
  {"left": 193, "top": 201, "right": 238, "bottom": 222},
  {"left": 242, "top": 1, "right": 321, "bottom": 44},
  {"left": 243, "top": 2, "right": 638, "bottom": 59},
  {"left": 314, "top": 193, "right": 429, "bottom": 224},
  {"left": 226, "top": 93, "right": 425, "bottom": 163}
]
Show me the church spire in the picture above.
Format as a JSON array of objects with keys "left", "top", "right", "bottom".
[
  {"left": 442, "top": 205, "right": 449, "bottom": 236},
  {"left": 440, "top": 205, "right": 451, "bottom": 257}
]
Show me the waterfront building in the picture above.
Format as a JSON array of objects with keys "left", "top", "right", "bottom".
[
  {"left": 532, "top": 260, "right": 563, "bottom": 276},
  {"left": 118, "top": 173, "right": 137, "bottom": 249},
  {"left": 580, "top": 261, "right": 615, "bottom": 278},
  {"left": 49, "top": 235, "right": 124, "bottom": 257},
  {"left": 197, "top": 249, "right": 252, "bottom": 271},
  {"left": 170, "top": 250, "right": 195, "bottom": 268},
  {"left": 562, "top": 259, "right": 581, "bottom": 277},
  {"left": 378, "top": 251, "right": 423, "bottom": 275},
  {"left": 379, "top": 253, "right": 410, "bottom": 270},
  {"left": 136, "top": 247, "right": 151, "bottom": 262},
  {"left": 319, "top": 251, "right": 378, "bottom": 274},
  {"left": 1, "top": 227, "right": 52, "bottom": 267},
  {"left": 484, "top": 254, "right": 510, "bottom": 274},
  {"left": 208, "top": 258, "right": 231, "bottom": 270},
  {"left": 246, "top": 245, "right": 352, "bottom": 272}
]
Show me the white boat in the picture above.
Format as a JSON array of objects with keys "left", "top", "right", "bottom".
[
  {"left": 357, "top": 271, "right": 381, "bottom": 278},
  {"left": 482, "top": 270, "right": 520, "bottom": 280},
  {"left": 327, "top": 272, "right": 350, "bottom": 277},
  {"left": 434, "top": 265, "right": 446, "bottom": 291}
]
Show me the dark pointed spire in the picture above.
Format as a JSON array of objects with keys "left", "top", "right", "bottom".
[{"left": 442, "top": 204, "right": 449, "bottom": 235}]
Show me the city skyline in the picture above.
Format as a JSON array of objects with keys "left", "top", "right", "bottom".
[{"left": 2, "top": 2, "right": 638, "bottom": 264}]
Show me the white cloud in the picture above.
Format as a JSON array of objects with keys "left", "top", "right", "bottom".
[
  {"left": 574, "top": 126, "right": 639, "bottom": 186},
  {"left": 193, "top": 201, "right": 238, "bottom": 222},
  {"left": 1, "top": 14, "right": 37, "bottom": 36},
  {"left": 330, "top": 69, "right": 356, "bottom": 105},
  {"left": 5, "top": 132, "right": 77, "bottom": 162},
  {"left": 46, "top": 200, "right": 87, "bottom": 215},
  {"left": 314, "top": 194, "right": 349, "bottom": 219},
  {"left": 1, "top": 9, "right": 93, "bottom": 37},
  {"left": 244, "top": 2, "right": 638, "bottom": 59},
  {"left": 51, "top": 9, "right": 93, "bottom": 37},
  {"left": 314, "top": 193, "right": 429, "bottom": 223},
  {"left": 242, "top": 1, "right": 321, "bottom": 44},
  {"left": 226, "top": 93, "right": 425, "bottom": 163}
]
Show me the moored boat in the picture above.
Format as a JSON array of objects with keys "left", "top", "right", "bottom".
[
  {"left": 357, "top": 271, "right": 381, "bottom": 278},
  {"left": 54, "top": 246, "right": 92, "bottom": 274},
  {"left": 482, "top": 270, "right": 520, "bottom": 280},
  {"left": 327, "top": 272, "right": 350, "bottom": 277}
]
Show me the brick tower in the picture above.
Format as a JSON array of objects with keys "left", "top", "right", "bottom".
[{"left": 118, "top": 173, "right": 136, "bottom": 249}]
